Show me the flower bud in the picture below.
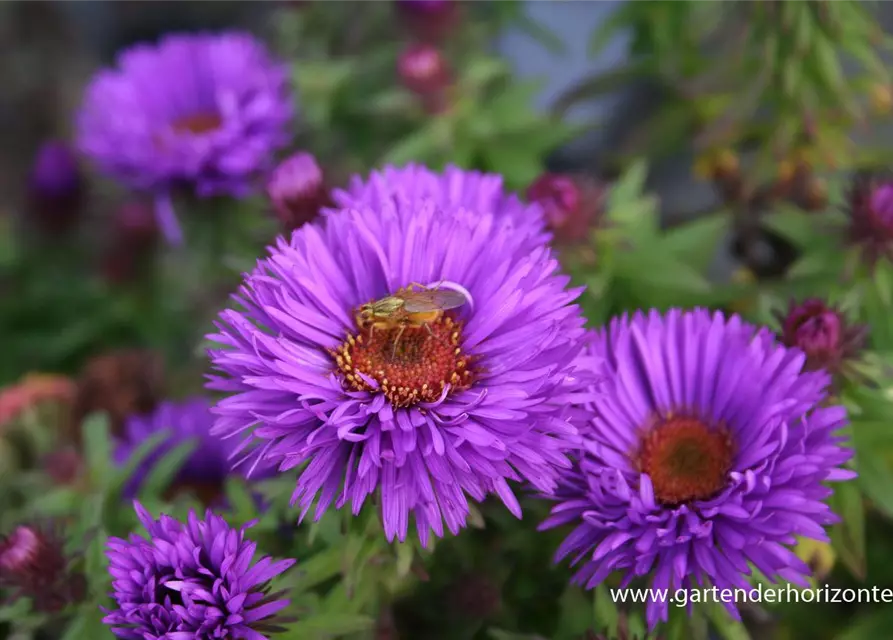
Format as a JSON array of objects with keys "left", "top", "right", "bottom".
[
  {"left": 398, "top": 44, "right": 451, "bottom": 112},
  {"left": 267, "top": 152, "right": 330, "bottom": 233},
  {"left": 27, "top": 141, "right": 84, "bottom": 235},
  {"left": 526, "top": 173, "right": 605, "bottom": 244},
  {"left": 0, "top": 524, "right": 86, "bottom": 613},
  {"left": 846, "top": 173, "right": 893, "bottom": 266},
  {"left": 778, "top": 298, "right": 867, "bottom": 376}
]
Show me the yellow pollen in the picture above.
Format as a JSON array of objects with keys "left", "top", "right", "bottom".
[{"left": 332, "top": 315, "right": 474, "bottom": 408}]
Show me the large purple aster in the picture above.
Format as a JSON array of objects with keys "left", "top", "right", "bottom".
[
  {"left": 207, "top": 166, "right": 592, "bottom": 545},
  {"left": 115, "top": 397, "right": 270, "bottom": 506},
  {"left": 76, "top": 32, "right": 293, "bottom": 244},
  {"left": 103, "top": 502, "right": 294, "bottom": 639},
  {"left": 331, "top": 164, "right": 549, "bottom": 248},
  {"left": 540, "top": 309, "right": 854, "bottom": 628}
]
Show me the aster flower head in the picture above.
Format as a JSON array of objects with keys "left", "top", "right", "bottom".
[
  {"left": 777, "top": 298, "right": 867, "bottom": 378},
  {"left": 76, "top": 32, "right": 293, "bottom": 243},
  {"left": 266, "top": 151, "right": 330, "bottom": 232},
  {"left": 208, "top": 165, "right": 592, "bottom": 546},
  {"left": 0, "top": 523, "right": 86, "bottom": 613},
  {"left": 332, "top": 163, "right": 549, "bottom": 249},
  {"left": 540, "top": 309, "right": 854, "bottom": 629},
  {"left": 115, "top": 397, "right": 269, "bottom": 506},
  {"left": 103, "top": 503, "right": 295, "bottom": 639},
  {"left": 846, "top": 171, "right": 893, "bottom": 266}
]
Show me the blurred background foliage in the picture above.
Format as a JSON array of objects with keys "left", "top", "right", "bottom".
[{"left": 4, "top": 1, "right": 893, "bottom": 639}]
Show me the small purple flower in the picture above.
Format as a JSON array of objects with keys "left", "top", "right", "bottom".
[
  {"left": 540, "top": 309, "right": 855, "bottom": 629},
  {"left": 207, "top": 165, "right": 592, "bottom": 546},
  {"left": 27, "top": 141, "right": 84, "bottom": 234},
  {"left": 398, "top": 44, "right": 451, "bottom": 112},
  {"left": 30, "top": 142, "right": 81, "bottom": 197},
  {"left": 103, "top": 503, "right": 295, "bottom": 639},
  {"left": 526, "top": 172, "right": 605, "bottom": 245},
  {"left": 332, "top": 164, "right": 549, "bottom": 248},
  {"left": 266, "top": 152, "right": 330, "bottom": 232},
  {"left": 115, "top": 397, "right": 271, "bottom": 506},
  {"left": 76, "top": 32, "right": 294, "bottom": 244}
]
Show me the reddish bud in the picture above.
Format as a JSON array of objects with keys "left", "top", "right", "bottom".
[
  {"left": 526, "top": 173, "right": 605, "bottom": 244},
  {"left": 267, "top": 152, "right": 331, "bottom": 233},
  {"left": 0, "top": 524, "right": 86, "bottom": 613},
  {"left": 778, "top": 298, "right": 867, "bottom": 377},
  {"left": 398, "top": 44, "right": 451, "bottom": 112}
]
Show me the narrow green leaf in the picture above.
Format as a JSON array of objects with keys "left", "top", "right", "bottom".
[
  {"left": 661, "top": 213, "right": 729, "bottom": 273},
  {"left": 139, "top": 439, "right": 197, "bottom": 499},
  {"left": 829, "top": 480, "right": 866, "bottom": 579},
  {"left": 704, "top": 600, "right": 751, "bottom": 640},
  {"left": 293, "top": 547, "right": 344, "bottom": 591},
  {"left": 381, "top": 124, "right": 441, "bottom": 166},
  {"left": 608, "top": 160, "right": 648, "bottom": 211},
  {"left": 593, "top": 584, "right": 620, "bottom": 636},
  {"left": 114, "top": 429, "right": 171, "bottom": 487},
  {"left": 82, "top": 413, "right": 112, "bottom": 489}
]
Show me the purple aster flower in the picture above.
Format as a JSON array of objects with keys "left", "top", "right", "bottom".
[
  {"left": 540, "top": 309, "right": 855, "bottom": 629},
  {"left": 103, "top": 502, "right": 295, "bottom": 639},
  {"left": 207, "top": 166, "right": 592, "bottom": 546},
  {"left": 76, "top": 32, "right": 293, "bottom": 245},
  {"left": 115, "top": 397, "right": 271, "bottom": 507},
  {"left": 332, "top": 164, "right": 549, "bottom": 248}
]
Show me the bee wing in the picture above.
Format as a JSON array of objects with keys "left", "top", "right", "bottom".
[{"left": 402, "top": 289, "right": 468, "bottom": 312}]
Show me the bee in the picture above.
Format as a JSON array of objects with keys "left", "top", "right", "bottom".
[{"left": 356, "top": 282, "right": 469, "bottom": 357}]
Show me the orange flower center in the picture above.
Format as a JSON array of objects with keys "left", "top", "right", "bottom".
[
  {"left": 638, "top": 416, "right": 734, "bottom": 505},
  {"left": 333, "top": 316, "right": 473, "bottom": 408},
  {"left": 171, "top": 113, "right": 223, "bottom": 135}
]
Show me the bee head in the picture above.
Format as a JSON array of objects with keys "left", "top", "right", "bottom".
[{"left": 357, "top": 304, "right": 375, "bottom": 323}]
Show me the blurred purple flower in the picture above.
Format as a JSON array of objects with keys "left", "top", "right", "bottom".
[
  {"left": 267, "top": 151, "right": 330, "bottom": 233},
  {"left": 540, "top": 309, "right": 855, "bottom": 629},
  {"left": 103, "top": 503, "right": 295, "bottom": 639},
  {"left": 207, "top": 165, "right": 592, "bottom": 546},
  {"left": 76, "top": 32, "right": 294, "bottom": 244},
  {"left": 114, "top": 397, "right": 272, "bottom": 507},
  {"left": 27, "top": 141, "right": 84, "bottom": 234},
  {"left": 847, "top": 172, "right": 893, "bottom": 266}
]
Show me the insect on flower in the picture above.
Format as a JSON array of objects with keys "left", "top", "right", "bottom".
[{"left": 355, "top": 282, "right": 470, "bottom": 357}]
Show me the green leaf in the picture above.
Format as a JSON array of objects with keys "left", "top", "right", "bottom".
[
  {"left": 661, "top": 212, "right": 729, "bottom": 273},
  {"left": 617, "top": 251, "right": 711, "bottom": 296},
  {"left": 294, "top": 547, "right": 344, "bottom": 592},
  {"left": 482, "top": 144, "right": 543, "bottom": 192},
  {"left": 837, "top": 608, "right": 893, "bottom": 640},
  {"left": 593, "top": 584, "right": 620, "bottom": 638},
  {"left": 281, "top": 614, "right": 375, "bottom": 638},
  {"left": 704, "top": 600, "right": 750, "bottom": 640},
  {"left": 829, "top": 480, "right": 866, "bottom": 579},
  {"left": 462, "top": 57, "right": 510, "bottom": 90},
  {"left": 608, "top": 160, "right": 649, "bottom": 211},
  {"left": 82, "top": 413, "right": 113, "bottom": 489},
  {"left": 139, "top": 439, "right": 197, "bottom": 499},
  {"left": 554, "top": 587, "right": 594, "bottom": 639},
  {"left": 114, "top": 429, "right": 172, "bottom": 487},
  {"left": 381, "top": 124, "right": 441, "bottom": 166},
  {"left": 224, "top": 477, "right": 259, "bottom": 525}
]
